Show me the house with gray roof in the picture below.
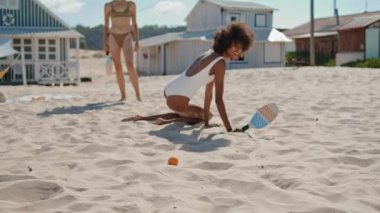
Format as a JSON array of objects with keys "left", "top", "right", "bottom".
[
  {"left": 285, "top": 11, "right": 380, "bottom": 66},
  {"left": 0, "top": 0, "right": 83, "bottom": 85},
  {"left": 136, "top": 0, "right": 291, "bottom": 75}
]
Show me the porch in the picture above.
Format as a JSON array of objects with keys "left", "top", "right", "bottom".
[{"left": 0, "top": 29, "right": 82, "bottom": 85}]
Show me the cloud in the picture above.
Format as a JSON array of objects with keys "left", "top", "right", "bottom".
[
  {"left": 39, "top": 0, "right": 85, "bottom": 14},
  {"left": 153, "top": 0, "right": 186, "bottom": 15}
]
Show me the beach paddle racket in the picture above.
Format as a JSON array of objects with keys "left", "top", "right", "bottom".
[
  {"left": 105, "top": 55, "right": 113, "bottom": 76},
  {"left": 241, "top": 103, "right": 279, "bottom": 132}
]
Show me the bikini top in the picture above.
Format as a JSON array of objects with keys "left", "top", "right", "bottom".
[{"left": 110, "top": 1, "right": 133, "bottom": 18}]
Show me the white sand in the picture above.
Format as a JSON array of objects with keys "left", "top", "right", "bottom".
[{"left": 0, "top": 59, "right": 379, "bottom": 212}]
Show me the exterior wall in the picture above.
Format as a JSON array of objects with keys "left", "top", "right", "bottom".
[
  {"left": 228, "top": 42, "right": 284, "bottom": 69},
  {"left": 137, "top": 40, "right": 211, "bottom": 75},
  {"left": 0, "top": 0, "right": 65, "bottom": 28},
  {"left": 222, "top": 10, "right": 273, "bottom": 30},
  {"left": 365, "top": 27, "right": 380, "bottom": 59},
  {"left": 140, "top": 1, "right": 285, "bottom": 74},
  {"left": 295, "top": 35, "right": 337, "bottom": 56},
  {"left": 285, "top": 41, "right": 296, "bottom": 52},
  {"left": 137, "top": 40, "right": 286, "bottom": 75},
  {"left": 165, "top": 40, "right": 211, "bottom": 75},
  {"left": 186, "top": 1, "right": 273, "bottom": 33},
  {"left": 338, "top": 28, "right": 365, "bottom": 52},
  {"left": 186, "top": 1, "right": 222, "bottom": 31},
  {"left": 137, "top": 46, "right": 162, "bottom": 75},
  {"left": 0, "top": 36, "right": 78, "bottom": 85},
  {"left": 0, "top": 0, "right": 79, "bottom": 85},
  {"left": 336, "top": 52, "right": 364, "bottom": 66}
]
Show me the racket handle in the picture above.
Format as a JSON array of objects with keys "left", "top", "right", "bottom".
[{"left": 241, "top": 124, "right": 249, "bottom": 132}]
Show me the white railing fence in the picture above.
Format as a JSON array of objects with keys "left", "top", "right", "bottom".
[{"left": 0, "top": 61, "right": 78, "bottom": 85}]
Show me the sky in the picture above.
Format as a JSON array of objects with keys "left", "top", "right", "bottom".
[{"left": 40, "top": 0, "right": 380, "bottom": 29}]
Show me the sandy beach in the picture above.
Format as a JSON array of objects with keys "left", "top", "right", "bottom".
[{"left": 0, "top": 57, "right": 379, "bottom": 212}]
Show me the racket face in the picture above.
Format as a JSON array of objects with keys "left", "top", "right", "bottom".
[{"left": 250, "top": 103, "right": 278, "bottom": 129}]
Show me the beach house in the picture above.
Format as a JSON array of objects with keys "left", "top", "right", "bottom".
[
  {"left": 136, "top": 0, "right": 291, "bottom": 75},
  {"left": 285, "top": 11, "right": 380, "bottom": 66},
  {"left": 0, "top": 0, "right": 83, "bottom": 85}
]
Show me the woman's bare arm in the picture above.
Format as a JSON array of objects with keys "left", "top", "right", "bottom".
[
  {"left": 103, "top": 3, "right": 111, "bottom": 54},
  {"left": 213, "top": 60, "right": 232, "bottom": 132},
  {"left": 130, "top": 2, "right": 139, "bottom": 51},
  {"left": 204, "top": 81, "right": 214, "bottom": 126}
]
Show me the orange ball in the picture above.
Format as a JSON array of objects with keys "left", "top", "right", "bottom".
[{"left": 168, "top": 157, "right": 179, "bottom": 166}]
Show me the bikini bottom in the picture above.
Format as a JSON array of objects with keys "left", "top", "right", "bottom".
[{"left": 111, "top": 31, "right": 132, "bottom": 48}]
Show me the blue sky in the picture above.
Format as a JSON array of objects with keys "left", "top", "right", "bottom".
[{"left": 40, "top": 0, "right": 380, "bottom": 28}]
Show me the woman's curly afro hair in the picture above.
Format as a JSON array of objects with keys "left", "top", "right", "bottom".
[{"left": 212, "top": 22, "right": 254, "bottom": 54}]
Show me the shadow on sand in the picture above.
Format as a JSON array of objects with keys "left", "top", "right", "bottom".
[
  {"left": 37, "top": 101, "right": 124, "bottom": 117},
  {"left": 149, "top": 123, "right": 230, "bottom": 152}
]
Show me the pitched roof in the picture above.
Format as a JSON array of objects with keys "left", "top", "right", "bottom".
[
  {"left": 0, "top": 0, "right": 81, "bottom": 38},
  {"left": 285, "top": 11, "right": 380, "bottom": 37},
  {"left": 139, "top": 30, "right": 216, "bottom": 47},
  {"left": 268, "top": 29, "right": 292, "bottom": 42},
  {"left": 291, "top": 31, "right": 337, "bottom": 39},
  {"left": 185, "top": 0, "right": 275, "bottom": 21},
  {"left": 0, "top": 28, "right": 83, "bottom": 38},
  {"left": 338, "top": 14, "right": 380, "bottom": 30},
  {"left": 139, "top": 28, "right": 290, "bottom": 47},
  {"left": 207, "top": 0, "right": 275, "bottom": 11}
]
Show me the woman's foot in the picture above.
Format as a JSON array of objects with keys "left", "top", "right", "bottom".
[
  {"left": 119, "top": 93, "right": 126, "bottom": 102},
  {"left": 150, "top": 118, "right": 176, "bottom": 125},
  {"left": 136, "top": 96, "right": 142, "bottom": 102}
]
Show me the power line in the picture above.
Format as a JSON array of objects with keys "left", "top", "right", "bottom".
[{"left": 138, "top": 0, "right": 161, "bottom": 12}]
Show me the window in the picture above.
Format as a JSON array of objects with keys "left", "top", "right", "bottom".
[
  {"left": 0, "top": 0, "right": 19, "bottom": 9},
  {"left": 38, "top": 39, "right": 56, "bottom": 61},
  {"left": 265, "top": 43, "right": 281, "bottom": 63},
  {"left": 227, "top": 13, "right": 241, "bottom": 24},
  {"left": 12, "top": 38, "right": 32, "bottom": 60},
  {"left": 24, "top": 39, "right": 32, "bottom": 60},
  {"left": 255, "top": 14, "right": 267, "bottom": 27},
  {"left": 237, "top": 55, "right": 245, "bottom": 61},
  {"left": 230, "top": 54, "right": 246, "bottom": 63}
]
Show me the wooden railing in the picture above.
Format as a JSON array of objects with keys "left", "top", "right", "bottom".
[
  {"left": 0, "top": 60, "right": 79, "bottom": 85},
  {"left": 36, "top": 61, "right": 78, "bottom": 85}
]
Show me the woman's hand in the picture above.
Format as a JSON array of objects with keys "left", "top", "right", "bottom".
[
  {"left": 232, "top": 128, "right": 243, "bottom": 132},
  {"left": 134, "top": 42, "right": 139, "bottom": 52},
  {"left": 104, "top": 35, "right": 110, "bottom": 55},
  {"left": 227, "top": 127, "right": 243, "bottom": 132}
]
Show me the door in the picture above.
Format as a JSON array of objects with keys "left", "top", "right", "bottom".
[{"left": 365, "top": 28, "right": 380, "bottom": 59}]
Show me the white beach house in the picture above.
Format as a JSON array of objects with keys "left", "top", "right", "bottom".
[
  {"left": 137, "top": 0, "right": 291, "bottom": 75},
  {"left": 0, "top": 0, "right": 83, "bottom": 85}
]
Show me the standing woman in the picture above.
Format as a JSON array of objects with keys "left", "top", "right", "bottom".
[{"left": 104, "top": 0, "right": 141, "bottom": 101}]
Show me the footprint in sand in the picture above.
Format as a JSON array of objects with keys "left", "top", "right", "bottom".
[
  {"left": 193, "top": 161, "right": 234, "bottom": 170},
  {"left": 95, "top": 159, "right": 134, "bottom": 168},
  {"left": 0, "top": 175, "right": 36, "bottom": 182},
  {"left": 0, "top": 180, "right": 63, "bottom": 202}
]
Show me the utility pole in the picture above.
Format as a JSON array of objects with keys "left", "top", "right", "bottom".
[
  {"left": 310, "top": 0, "right": 315, "bottom": 66},
  {"left": 334, "top": 0, "right": 339, "bottom": 25}
]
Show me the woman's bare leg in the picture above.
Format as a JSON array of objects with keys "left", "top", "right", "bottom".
[
  {"left": 109, "top": 35, "right": 126, "bottom": 101},
  {"left": 122, "top": 35, "right": 141, "bottom": 101},
  {"left": 166, "top": 96, "right": 212, "bottom": 121},
  {"left": 151, "top": 116, "right": 203, "bottom": 125},
  {"left": 121, "top": 96, "right": 211, "bottom": 126},
  {"left": 121, "top": 113, "right": 180, "bottom": 122},
  {"left": 121, "top": 112, "right": 202, "bottom": 126}
]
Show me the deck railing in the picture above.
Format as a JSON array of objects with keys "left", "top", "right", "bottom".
[{"left": 0, "top": 60, "right": 78, "bottom": 85}]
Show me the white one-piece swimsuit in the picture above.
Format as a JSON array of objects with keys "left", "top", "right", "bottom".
[{"left": 164, "top": 51, "right": 225, "bottom": 99}]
